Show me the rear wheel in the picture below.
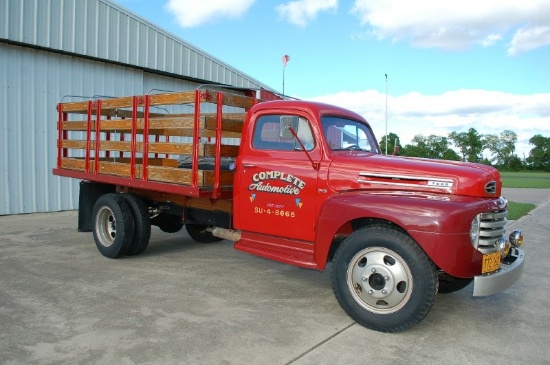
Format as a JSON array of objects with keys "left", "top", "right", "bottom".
[
  {"left": 121, "top": 194, "right": 151, "bottom": 256},
  {"left": 185, "top": 224, "right": 222, "bottom": 243},
  {"left": 331, "top": 226, "right": 438, "bottom": 332},
  {"left": 92, "top": 194, "right": 134, "bottom": 258}
]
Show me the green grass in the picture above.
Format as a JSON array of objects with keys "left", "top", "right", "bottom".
[
  {"left": 507, "top": 201, "right": 536, "bottom": 220},
  {"left": 499, "top": 171, "right": 548, "bottom": 220},
  {"left": 500, "top": 171, "right": 550, "bottom": 188}
]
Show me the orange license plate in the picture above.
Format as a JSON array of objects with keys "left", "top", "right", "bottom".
[{"left": 482, "top": 252, "right": 501, "bottom": 274}]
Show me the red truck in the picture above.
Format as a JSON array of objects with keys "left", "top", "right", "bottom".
[{"left": 53, "top": 87, "right": 524, "bottom": 332}]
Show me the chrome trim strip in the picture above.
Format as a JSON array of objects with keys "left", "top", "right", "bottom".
[
  {"left": 358, "top": 172, "right": 454, "bottom": 183},
  {"left": 357, "top": 179, "right": 453, "bottom": 190}
]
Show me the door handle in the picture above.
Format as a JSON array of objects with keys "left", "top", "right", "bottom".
[{"left": 242, "top": 163, "right": 257, "bottom": 168}]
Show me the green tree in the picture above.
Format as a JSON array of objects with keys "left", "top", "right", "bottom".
[
  {"left": 379, "top": 132, "right": 402, "bottom": 155},
  {"left": 449, "top": 128, "right": 484, "bottom": 163},
  {"left": 526, "top": 134, "right": 550, "bottom": 171},
  {"left": 401, "top": 134, "right": 460, "bottom": 160},
  {"left": 484, "top": 130, "right": 519, "bottom": 169}
]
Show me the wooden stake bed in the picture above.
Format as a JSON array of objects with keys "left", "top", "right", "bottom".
[{"left": 53, "top": 89, "right": 258, "bottom": 200}]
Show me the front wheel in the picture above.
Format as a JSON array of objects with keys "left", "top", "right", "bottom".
[{"left": 331, "top": 226, "right": 438, "bottom": 332}]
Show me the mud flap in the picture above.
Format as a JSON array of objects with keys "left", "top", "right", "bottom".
[{"left": 78, "top": 181, "right": 115, "bottom": 232}]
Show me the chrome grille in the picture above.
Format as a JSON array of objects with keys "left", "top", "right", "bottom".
[{"left": 473, "top": 209, "right": 507, "bottom": 254}]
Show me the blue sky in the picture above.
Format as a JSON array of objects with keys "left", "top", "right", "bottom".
[{"left": 113, "top": 0, "right": 549, "bottom": 158}]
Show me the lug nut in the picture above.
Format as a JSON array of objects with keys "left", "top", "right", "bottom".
[
  {"left": 381, "top": 289, "right": 387, "bottom": 294},
  {"left": 371, "top": 268, "right": 376, "bottom": 273}
]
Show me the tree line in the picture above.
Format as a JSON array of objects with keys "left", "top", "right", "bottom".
[{"left": 378, "top": 129, "right": 550, "bottom": 171}]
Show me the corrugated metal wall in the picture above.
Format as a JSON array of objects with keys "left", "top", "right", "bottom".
[
  {"left": 0, "top": 0, "right": 265, "bottom": 90},
  {"left": 0, "top": 0, "right": 273, "bottom": 215},
  {"left": 0, "top": 43, "right": 221, "bottom": 215}
]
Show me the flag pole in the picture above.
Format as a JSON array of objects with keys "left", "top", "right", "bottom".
[
  {"left": 385, "top": 73, "right": 388, "bottom": 155},
  {"left": 283, "top": 65, "right": 285, "bottom": 97},
  {"left": 282, "top": 55, "right": 290, "bottom": 97}
]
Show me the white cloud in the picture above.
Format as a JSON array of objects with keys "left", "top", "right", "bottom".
[
  {"left": 276, "top": 0, "right": 338, "bottom": 27},
  {"left": 309, "top": 89, "right": 550, "bottom": 158},
  {"left": 508, "top": 25, "right": 550, "bottom": 55},
  {"left": 165, "top": 0, "right": 255, "bottom": 28},
  {"left": 350, "top": 0, "right": 550, "bottom": 54}
]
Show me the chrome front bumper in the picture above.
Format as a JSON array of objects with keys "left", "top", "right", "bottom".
[{"left": 473, "top": 248, "right": 525, "bottom": 297}]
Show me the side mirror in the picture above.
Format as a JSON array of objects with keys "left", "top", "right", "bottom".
[{"left": 280, "top": 116, "right": 294, "bottom": 139}]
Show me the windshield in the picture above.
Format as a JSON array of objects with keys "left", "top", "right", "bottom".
[{"left": 321, "top": 116, "right": 379, "bottom": 153}]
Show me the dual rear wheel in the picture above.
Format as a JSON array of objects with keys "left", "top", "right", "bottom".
[
  {"left": 93, "top": 193, "right": 151, "bottom": 258},
  {"left": 92, "top": 194, "right": 219, "bottom": 258}
]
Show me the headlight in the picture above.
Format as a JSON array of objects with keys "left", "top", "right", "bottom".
[
  {"left": 495, "top": 238, "right": 511, "bottom": 258},
  {"left": 509, "top": 229, "right": 523, "bottom": 247},
  {"left": 470, "top": 217, "right": 479, "bottom": 245}
]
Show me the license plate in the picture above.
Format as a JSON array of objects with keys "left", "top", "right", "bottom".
[{"left": 482, "top": 251, "right": 501, "bottom": 274}]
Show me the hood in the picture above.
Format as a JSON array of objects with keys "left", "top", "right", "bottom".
[{"left": 326, "top": 152, "right": 502, "bottom": 198}]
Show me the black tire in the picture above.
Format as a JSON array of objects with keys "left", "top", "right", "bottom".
[
  {"left": 121, "top": 194, "right": 151, "bottom": 256},
  {"left": 331, "top": 226, "right": 438, "bottom": 333},
  {"left": 152, "top": 214, "right": 184, "bottom": 233},
  {"left": 185, "top": 224, "right": 222, "bottom": 243},
  {"left": 92, "top": 194, "right": 134, "bottom": 258},
  {"left": 438, "top": 274, "right": 473, "bottom": 294}
]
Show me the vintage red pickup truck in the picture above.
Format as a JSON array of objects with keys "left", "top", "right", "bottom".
[{"left": 53, "top": 87, "right": 524, "bottom": 332}]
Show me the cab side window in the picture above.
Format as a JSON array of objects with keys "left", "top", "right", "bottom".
[{"left": 252, "top": 115, "right": 315, "bottom": 151}]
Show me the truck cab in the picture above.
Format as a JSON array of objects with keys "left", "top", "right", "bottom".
[{"left": 233, "top": 99, "right": 524, "bottom": 332}]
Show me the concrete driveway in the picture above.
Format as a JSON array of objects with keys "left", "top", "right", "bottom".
[{"left": 1, "top": 189, "right": 549, "bottom": 364}]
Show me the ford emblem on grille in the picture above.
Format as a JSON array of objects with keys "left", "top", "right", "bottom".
[{"left": 485, "top": 181, "right": 497, "bottom": 194}]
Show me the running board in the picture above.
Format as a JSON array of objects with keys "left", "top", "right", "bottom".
[{"left": 235, "top": 231, "right": 319, "bottom": 270}]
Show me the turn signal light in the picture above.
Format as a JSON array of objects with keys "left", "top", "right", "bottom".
[{"left": 509, "top": 230, "right": 523, "bottom": 248}]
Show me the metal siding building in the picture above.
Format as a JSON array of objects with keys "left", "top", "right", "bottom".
[{"left": 0, "top": 0, "right": 273, "bottom": 215}]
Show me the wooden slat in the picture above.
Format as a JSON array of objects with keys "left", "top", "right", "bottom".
[
  {"left": 99, "top": 161, "right": 133, "bottom": 177},
  {"left": 100, "top": 97, "right": 134, "bottom": 109},
  {"left": 61, "top": 114, "right": 244, "bottom": 134},
  {"left": 61, "top": 121, "right": 93, "bottom": 131},
  {"left": 162, "top": 129, "right": 242, "bottom": 138},
  {"left": 60, "top": 157, "right": 234, "bottom": 187},
  {"left": 60, "top": 136, "right": 239, "bottom": 156},
  {"left": 100, "top": 140, "right": 133, "bottom": 152},
  {"left": 148, "top": 166, "right": 194, "bottom": 185},
  {"left": 203, "top": 114, "right": 245, "bottom": 133},
  {"left": 148, "top": 142, "right": 194, "bottom": 155},
  {"left": 149, "top": 116, "right": 199, "bottom": 129},
  {"left": 60, "top": 101, "right": 91, "bottom": 113},
  {"left": 61, "top": 140, "right": 88, "bottom": 149},
  {"left": 201, "top": 89, "right": 255, "bottom": 109},
  {"left": 148, "top": 92, "right": 196, "bottom": 106},
  {"left": 61, "top": 157, "right": 86, "bottom": 171},
  {"left": 203, "top": 144, "right": 240, "bottom": 157},
  {"left": 203, "top": 171, "right": 234, "bottom": 186},
  {"left": 147, "top": 166, "right": 234, "bottom": 187}
]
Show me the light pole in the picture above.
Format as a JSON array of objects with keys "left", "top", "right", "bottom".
[{"left": 385, "top": 73, "right": 388, "bottom": 155}]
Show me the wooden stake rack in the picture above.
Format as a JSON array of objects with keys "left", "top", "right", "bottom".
[{"left": 53, "top": 89, "right": 258, "bottom": 199}]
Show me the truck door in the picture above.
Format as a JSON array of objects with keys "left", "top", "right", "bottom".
[{"left": 235, "top": 114, "right": 320, "bottom": 242}]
